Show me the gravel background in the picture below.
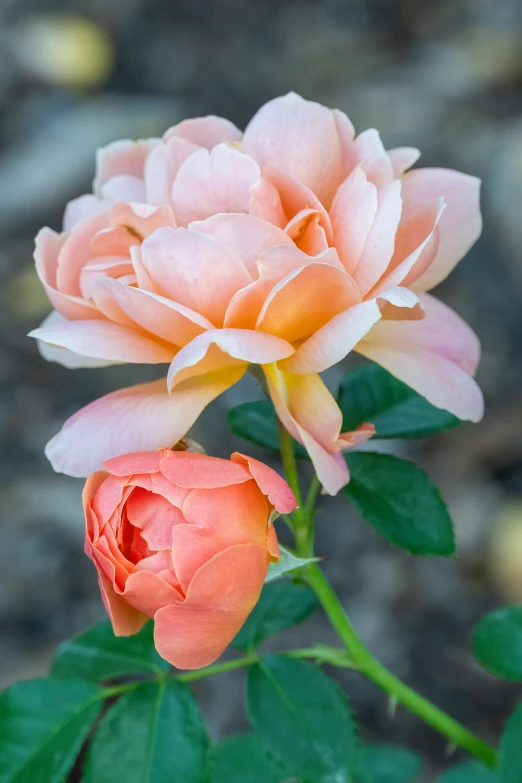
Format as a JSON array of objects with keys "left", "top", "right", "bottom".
[{"left": 1, "top": 1, "right": 522, "bottom": 779}]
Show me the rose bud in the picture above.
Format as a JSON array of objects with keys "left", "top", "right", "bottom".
[{"left": 83, "top": 449, "right": 296, "bottom": 669}]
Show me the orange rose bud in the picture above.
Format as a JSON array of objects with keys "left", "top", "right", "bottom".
[{"left": 83, "top": 449, "right": 296, "bottom": 669}]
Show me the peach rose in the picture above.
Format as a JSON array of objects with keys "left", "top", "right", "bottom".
[
  {"left": 32, "top": 93, "right": 483, "bottom": 494},
  {"left": 84, "top": 449, "right": 295, "bottom": 670}
]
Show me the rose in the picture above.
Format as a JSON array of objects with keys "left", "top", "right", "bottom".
[
  {"left": 32, "top": 93, "right": 483, "bottom": 493},
  {"left": 83, "top": 448, "right": 295, "bottom": 670}
]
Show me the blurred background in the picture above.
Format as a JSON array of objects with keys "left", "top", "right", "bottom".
[{"left": 0, "top": 0, "right": 521, "bottom": 778}]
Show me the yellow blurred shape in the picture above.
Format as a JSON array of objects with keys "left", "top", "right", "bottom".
[
  {"left": 12, "top": 14, "right": 114, "bottom": 88},
  {"left": 488, "top": 501, "right": 522, "bottom": 603}
]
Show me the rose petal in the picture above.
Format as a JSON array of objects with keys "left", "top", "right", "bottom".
[
  {"left": 231, "top": 453, "right": 296, "bottom": 513},
  {"left": 164, "top": 116, "right": 242, "bottom": 148}
]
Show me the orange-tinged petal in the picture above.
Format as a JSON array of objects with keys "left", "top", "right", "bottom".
[
  {"left": 160, "top": 452, "right": 252, "bottom": 489},
  {"left": 171, "top": 525, "right": 229, "bottom": 593},
  {"left": 256, "top": 261, "right": 362, "bottom": 343},
  {"left": 153, "top": 543, "right": 268, "bottom": 669},
  {"left": 329, "top": 167, "right": 377, "bottom": 275},
  {"left": 98, "top": 570, "right": 148, "bottom": 636},
  {"left": 181, "top": 481, "right": 269, "bottom": 544},
  {"left": 249, "top": 176, "right": 287, "bottom": 228},
  {"left": 231, "top": 453, "right": 297, "bottom": 514},
  {"left": 56, "top": 212, "right": 109, "bottom": 297},
  {"left": 122, "top": 570, "right": 184, "bottom": 617}
]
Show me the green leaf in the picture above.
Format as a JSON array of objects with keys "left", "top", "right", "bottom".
[
  {"left": 52, "top": 620, "right": 168, "bottom": 682},
  {"left": 339, "top": 363, "right": 461, "bottom": 439},
  {"left": 83, "top": 680, "right": 209, "bottom": 783},
  {"left": 266, "top": 546, "right": 319, "bottom": 582},
  {"left": 247, "top": 655, "right": 357, "bottom": 783},
  {"left": 232, "top": 581, "right": 317, "bottom": 651},
  {"left": 472, "top": 607, "right": 522, "bottom": 681},
  {"left": 499, "top": 702, "right": 522, "bottom": 783},
  {"left": 437, "top": 760, "right": 497, "bottom": 783},
  {"left": 359, "top": 743, "right": 422, "bottom": 782},
  {"left": 227, "top": 400, "right": 308, "bottom": 458},
  {"left": 0, "top": 678, "right": 103, "bottom": 783},
  {"left": 210, "top": 733, "right": 284, "bottom": 783},
  {"left": 343, "top": 452, "right": 455, "bottom": 556}
]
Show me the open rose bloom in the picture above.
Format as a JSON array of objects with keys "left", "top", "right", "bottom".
[
  {"left": 31, "top": 92, "right": 483, "bottom": 494},
  {"left": 84, "top": 449, "right": 295, "bottom": 669}
]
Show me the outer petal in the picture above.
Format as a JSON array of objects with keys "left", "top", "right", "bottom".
[
  {"left": 188, "top": 213, "right": 293, "bottom": 277},
  {"left": 167, "top": 329, "right": 294, "bottom": 390},
  {"left": 357, "top": 293, "right": 483, "bottom": 421},
  {"left": 103, "top": 451, "right": 163, "bottom": 476},
  {"left": 231, "top": 453, "right": 296, "bottom": 513},
  {"left": 34, "top": 311, "right": 116, "bottom": 369},
  {"left": 160, "top": 452, "right": 251, "bottom": 489},
  {"left": 153, "top": 543, "right": 268, "bottom": 669},
  {"left": 171, "top": 144, "right": 261, "bottom": 227},
  {"left": 122, "top": 571, "right": 184, "bottom": 617},
  {"left": 401, "top": 168, "right": 482, "bottom": 292},
  {"left": 45, "top": 372, "right": 244, "bottom": 477},
  {"left": 264, "top": 366, "right": 350, "bottom": 495},
  {"left": 141, "top": 227, "right": 251, "bottom": 326},
  {"left": 256, "top": 262, "right": 362, "bottom": 342},
  {"left": 29, "top": 318, "right": 174, "bottom": 364},
  {"left": 98, "top": 570, "right": 148, "bottom": 636},
  {"left": 92, "top": 277, "right": 213, "bottom": 346},
  {"left": 242, "top": 92, "right": 344, "bottom": 205},
  {"left": 181, "top": 481, "right": 269, "bottom": 544},
  {"left": 164, "top": 116, "right": 242, "bottom": 148},
  {"left": 34, "top": 228, "right": 103, "bottom": 321},
  {"left": 101, "top": 175, "right": 146, "bottom": 203},
  {"left": 56, "top": 212, "right": 110, "bottom": 297},
  {"left": 281, "top": 287, "right": 422, "bottom": 374}
]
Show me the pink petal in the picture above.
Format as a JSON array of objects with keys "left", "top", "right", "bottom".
[
  {"left": 159, "top": 452, "right": 252, "bottom": 489},
  {"left": 167, "top": 329, "right": 294, "bottom": 391},
  {"left": 353, "top": 129, "right": 394, "bottom": 188},
  {"left": 145, "top": 137, "right": 199, "bottom": 206},
  {"left": 401, "top": 168, "right": 482, "bottom": 292},
  {"left": 141, "top": 227, "right": 252, "bottom": 326},
  {"left": 94, "top": 138, "right": 156, "bottom": 195},
  {"left": 256, "top": 261, "right": 362, "bottom": 342},
  {"left": 262, "top": 164, "right": 333, "bottom": 241},
  {"left": 188, "top": 213, "right": 293, "bottom": 277},
  {"left": 242, "top": 92, "right": 345, "bottom": 205},
  {"left": 164, "top": 116, "right": 242, "bottom": 148},
  {"left": 63, "top": 194, "right": 110, "bottom": 232},
  {"left": 153, "top": 543, "right": 268, "bottom": 669},
  {"left": 370, "top": 198, "right": 444, "bottom": 295},
  {"left": 171, "top": 144, "right": 261, "bottom": 227},
  {"left": 249, "top": 176, "right": 287, "bottom": 228},
  {"left": 92, "top": 277, "right": 213, "bottom": 346},
  {"left": 352, "top": 179, "right": 403, "bottom": 295},
  {"left": 231, "top": 453, "right": 296, "bottom": 513},
  {"left": 263, "top": 365, "right": 351, "bottom": 495},
  {"left": 110, "top": 202, "right": 176, "bottom": 239},
  {"left": 357, "top": 293, "right": 483, "bottom": 421},
  {"left": 387, "top": 147, "right": 421, "bottom": 177},
  {"left": 281, "top": 287, "right": 422, "bottom": 374},
  {"left": 285, "top": 209, "right": 329, "bottom": 255},
  {"left": 79, "top": 256, "right": 134, "bottom": 300},
  {"left": 329, "top": 166, "right": 378, "bottom": 275},
  {"left": 35, "top": 311, "right": 116, "bottom": 369},
  {"left": 55, "top": 212, "right": 110, "bottom": 297},
  {"left": 45, "top": 372, "right": 244, "bottom": 477},
  {"left": 101, "top": 175, "right": 146, "bottom": 203},
  {"left": 29, "top": 318, "right": 174, "bottom": 364}
]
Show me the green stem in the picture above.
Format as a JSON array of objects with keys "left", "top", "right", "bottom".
[
  {"left": 277, "top": 423, "right": 497, "bottom": 768},
  {"left": 305, "top": 563, "right": 497, "bottom": 768},
  {"left": 177, "top": 653, "right": 260, "bottom": 682}
]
